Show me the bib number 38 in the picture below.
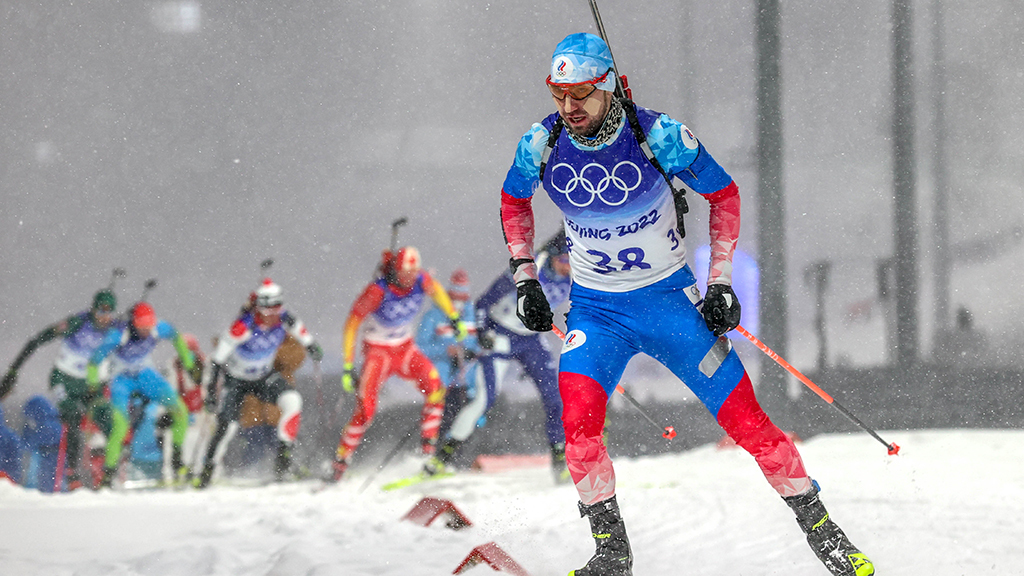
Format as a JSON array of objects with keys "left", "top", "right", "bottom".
[{"left": 586, "top": 247, "right": 652, "bottom": 274}]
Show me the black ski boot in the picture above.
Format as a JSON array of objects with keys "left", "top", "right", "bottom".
[
  {"left": 785, "top": 483, "right": 875, "bottom": 576},
  {"left": 194, "top": 462, "right": 215, "bottom": 489},
  {"left": 65, "top": 471, "right": 84, "bottom": 491},
  {"left": 274, "top": 441, "right": 292, "bottom": 482},
  {"left": 570, "top": 495, "right": 633, "bottom": 576},
  {"left": 424, "top": 438, "right": 462, "bottom": 476},
  {"left": 170, "top": 445, "right": 189, "bottom": 485},
  {"left": 99, "top": 466, "right": 117, "bottom": 489},
  {"left": 551, "top": 442, "right": 570, "bottom": 484}
]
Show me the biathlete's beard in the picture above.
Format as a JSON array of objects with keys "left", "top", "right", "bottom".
[{"left": 566, "top": 97, "right": 624, "bottom": 146}]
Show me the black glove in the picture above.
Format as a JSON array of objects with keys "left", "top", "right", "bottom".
[
  {"left": 477, "top": 330, "right": 495, "bottom": 350},
  {"left": 702, "top": 284, "right": 742, "bottom": 337},
  {"left": 515, "top": 279, "right": 553, "bottom": 332},
  {"left": 306, "top": 343, "right": 324, "bottom": 362}
]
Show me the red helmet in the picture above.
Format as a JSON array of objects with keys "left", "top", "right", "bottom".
[
  {"left": 395, "top": 246, "right": 421, "bottom": 273},
  {"left": 132, "top": 302, "right": 157, "bottom": 330},
  {"left": 448, "top": 268, "right": 470, "bottom": 301},
  {"left": 388, "top": 246, "right": 421, "bottom": 288}
]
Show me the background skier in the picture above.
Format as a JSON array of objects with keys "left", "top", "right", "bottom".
[
  {"left": 87, "top": 302, "right": 197, "bottom": 488},
  {"left": 1, "top": 289, "right": 118, "bottom": 489},
  {"left": 425, "top": 232, "right": 572, "bottom": 483},
  {"left": 498, "top": 32, "right": 873, "bottom": 576},
  {"left": 415, "top": 268, "right": 479, "bottom": 438},
  {"left": 415, "top": 269, "right": 478, "bottom": 389},
  {"left": 194, "top": 279, "right": 323, "bottom": 488},
  {"left": 329, "top": 246, "right": 467, "bottom": 482}
]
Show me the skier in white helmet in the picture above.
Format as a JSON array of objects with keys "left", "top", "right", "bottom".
[{"left": 194, "top": 278, "right": 324, "bottom": 488}]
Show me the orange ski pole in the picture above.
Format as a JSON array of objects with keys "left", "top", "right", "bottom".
[{"left": 734, "top": 325, "right": 899, "bottom": 455}]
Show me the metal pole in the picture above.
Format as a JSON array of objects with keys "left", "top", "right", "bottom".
[
  {"left": 892, "top": 0, "right": 920, "bottom": 365},
  {"left": 755, "top": 0, "right": 789, "bottom": 409}
]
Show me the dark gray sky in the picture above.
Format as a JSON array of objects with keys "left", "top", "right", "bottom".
[{"left": 2, "top": 0, "right": 1022, "bottom": 404}]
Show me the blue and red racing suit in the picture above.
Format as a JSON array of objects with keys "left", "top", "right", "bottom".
[{"left": 500, "top": 105, "right": 810, "bottom": 505}]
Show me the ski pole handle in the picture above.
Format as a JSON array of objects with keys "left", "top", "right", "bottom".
[{"left": 734, "top": 325, "right": 900, "bottom": 456}]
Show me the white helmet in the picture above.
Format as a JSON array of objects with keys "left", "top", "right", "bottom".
[{"left": 255, "top": 278, "right": 283, "bottom": 308}]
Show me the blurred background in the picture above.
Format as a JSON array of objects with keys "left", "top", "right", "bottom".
[{"left": 2, "top": 1, "right": 1022, "bottom": 429}]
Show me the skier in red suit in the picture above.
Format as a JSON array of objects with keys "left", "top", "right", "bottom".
[{"left": 329, "top": 246, "right": 467, "bottom": 482}]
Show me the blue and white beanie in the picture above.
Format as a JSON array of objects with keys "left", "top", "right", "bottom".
[{"left": 550, "top": 32, "right": 616, "bottom": 91}]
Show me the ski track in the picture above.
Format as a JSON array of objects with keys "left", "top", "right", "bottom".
[{"left": 0, "top": 429, "right": 1020, "bottom": 575}]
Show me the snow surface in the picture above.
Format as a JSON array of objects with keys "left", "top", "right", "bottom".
[{"left": 0, "top": 429, "right": 1020, "bottom": 575}]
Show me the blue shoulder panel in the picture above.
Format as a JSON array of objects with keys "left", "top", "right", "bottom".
[
  {"left": 638, "top": 106, "right": 733, "bottom": 195},
  {"left": 501, "top": 113, "right": 561, "bottom": 199}
]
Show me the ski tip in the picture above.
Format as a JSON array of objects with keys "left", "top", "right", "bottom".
[{"left": 887, "top": 442, "right": 901, "bottom": 456}]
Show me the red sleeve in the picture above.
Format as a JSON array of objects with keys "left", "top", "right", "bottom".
[
  {"left": 500, "top": 190, "right": 539, "bottom": 282},
  {"left": 349, "top": 283, "right": 385, "bottom": 320},
  {"left": 705, "top": 181, "right": 740, "bottom": 285},
  {"left": 229, "top": 319, "right": 248, "bottom": 338}
]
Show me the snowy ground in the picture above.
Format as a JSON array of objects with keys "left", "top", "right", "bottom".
[{"left": 0, "top": 428, "right": 1020, "bottom": 576}]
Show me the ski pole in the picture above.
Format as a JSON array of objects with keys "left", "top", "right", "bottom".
[
  {"left": 139, "top": 278, "right": 158, "bottom": 302},
  {"left": 586, "top": 0, "right": 629, "bottom": 100},
  {"left": 258, "top": 258, "right": 274, "bottom": 283},
  {"left": 107, "top": 267, "right": 127, "bottom": 291},
  {"left": 189, "top": 410, "right": 216, "bottom": 473},
  {"left": 389, "top": 217, "right": 409, "bottom": 253},
  {"left": 550, "top": 325, "right": 676, "bottom": 439},
  {"left": 358, "top": 420, "right": 420, "bottom": 493},
  {"left": 54, "top": 425, "right": 68, "bottom": 492},
  {"left": 615, "top": 385, "right": 677, "bottom": 439},
  {"left": 733, "top": 324, "right": 900, "bottom": 455}
]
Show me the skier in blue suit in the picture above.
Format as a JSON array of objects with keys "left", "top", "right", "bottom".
[
  {"left": 415, "top": 268, "right": 478, "bottom": 389},
  {"left": 425, "top": 232, "right": 572, "bottom": 483},
  {"left": 88, "top": 302, "right": 197, "bottom": 487}
]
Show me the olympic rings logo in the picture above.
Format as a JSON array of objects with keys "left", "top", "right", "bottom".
[{"left": 549, "top": 161, "right": 642, "bottom": 207}]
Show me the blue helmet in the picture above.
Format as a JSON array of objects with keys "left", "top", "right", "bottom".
[{"left": 550, "top": 33, "right": 616, "bottom": 91}]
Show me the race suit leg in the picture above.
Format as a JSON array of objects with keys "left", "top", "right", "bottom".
[
  {"left": 558, "top": 319, "right": 636, "bottom": 506},
  {"left": 336, "top": 343, "right": 392, "bottom": 461},
  {"left": 202, "top": 376, "right": 255, "bottom": 471},
  {"left": 136, "top": 367, "right": 189, "bottom": 454},
  {"left": 51, "top": 369, "right": 87, "bottom": 478},
  {"left": 253, "top": 372, "right": 302, "bottom": 444},
  {"left": 398, "top": 341, "right": 445, "bottom": 449},
  {"left": 446, "top": 349, "right": 504, "bottom": 443},
  {"left": 640, "top": 267, "right": 811, "bottom": 498},
  {"left": 515, "top": 333, "right": 565, "bottom": 446},
  {"left": 106, "top": 373, "right": 145, "bottom": 469}
]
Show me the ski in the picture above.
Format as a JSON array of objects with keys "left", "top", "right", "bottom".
[{"left": 380, "top": 469, "right": 454, "bottom": 492}]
